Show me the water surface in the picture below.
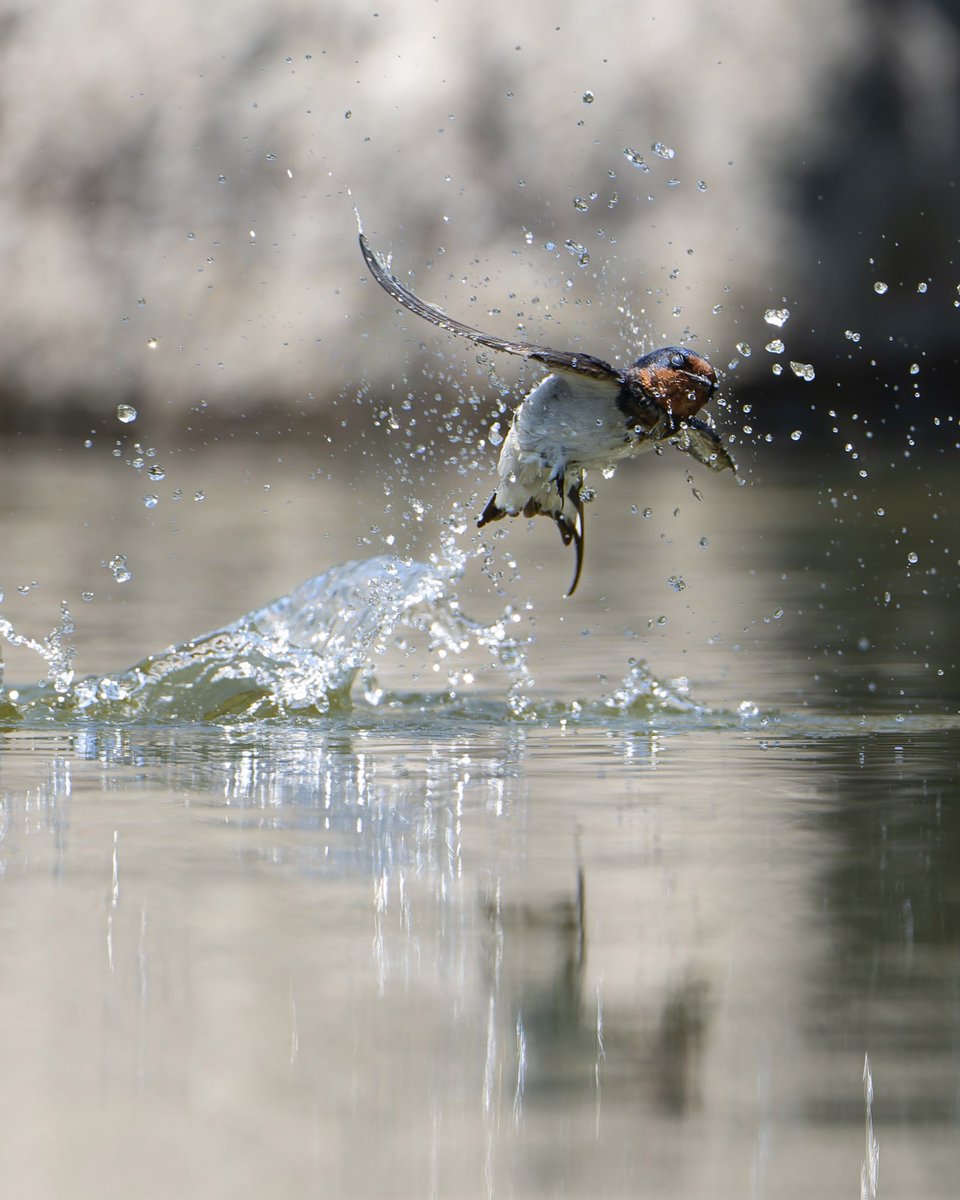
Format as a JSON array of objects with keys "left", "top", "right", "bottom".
[{"left": 0, "top": 443, "right": 957, "bottom": 1197}]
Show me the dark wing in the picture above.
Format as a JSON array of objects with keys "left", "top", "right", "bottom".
[
  {"left": 359, "top": 233, "right": 621, "bottom": 383},
  {"left": 672, "top": 417, "right": 737, "bottom": 473}
]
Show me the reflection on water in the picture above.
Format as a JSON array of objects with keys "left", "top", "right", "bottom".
[{"left": 0, "top": 719, "right": 957, "bottom": 1198}]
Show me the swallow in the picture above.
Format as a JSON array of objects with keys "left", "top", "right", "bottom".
[{"left": 359, "top": 232, "right": 735, "bottom": 595}]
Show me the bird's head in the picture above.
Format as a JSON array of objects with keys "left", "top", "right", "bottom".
[{"left": 627, "top": 346, "right": 717, "bottom": 420}]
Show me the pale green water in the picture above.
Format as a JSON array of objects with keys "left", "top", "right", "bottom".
[{"left": 0, "top": 442, "right": 957, "bottom": 1197}]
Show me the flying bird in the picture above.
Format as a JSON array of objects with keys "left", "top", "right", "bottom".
[{"left": 359, "top": 232, "right": 735, "bottom": 595}]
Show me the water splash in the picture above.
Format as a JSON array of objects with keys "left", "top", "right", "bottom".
[
  {"left": 1, "top": 556, "right": 497, "bottom": 722},
  {"left": 602, "top": 659, "right": 702, "bottom": 715},
  {"left": 0, "top": 555, "right": 716, "bottom": 726},
  {"left": 0, "top": 601, "right": 76, "bottom": 696}
]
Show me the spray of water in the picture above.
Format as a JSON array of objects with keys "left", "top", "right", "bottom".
[{"left": 0, "top": 546, "right": 703, "bottom": 725}]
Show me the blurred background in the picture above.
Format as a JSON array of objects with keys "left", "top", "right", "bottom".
[{"left": 0, "top": 0, "right": 956, "bottom": 434}]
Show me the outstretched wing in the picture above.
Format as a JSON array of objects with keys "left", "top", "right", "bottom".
[
  {"left": 359, "top": 232, "right": 621, "bottom": 383},
  {"left": 672, "top": 417, "right": 737, "bottom": 473}
]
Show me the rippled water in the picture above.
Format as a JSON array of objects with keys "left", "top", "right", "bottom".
[{"left": 0, "top": 444, "right": 957, "bottom": 1197}]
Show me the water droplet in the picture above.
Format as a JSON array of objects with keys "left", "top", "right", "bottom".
[
  {"left": 909, "top": 362, "right": 920, "bottom": 375},
  {"left": 790, "top": 430, "right": 802, "bottom": 441},
  {"left": 147, "top": 464, "right": 166, "bottom": 481},
  {"left": 771, "top": 363, "right": 783, "bottom": 376},
  {"left": 194, "top": 490, "right": 205, "bottom": 503},
  {"left": 581, "top": 90, "right": 595, "bottom": 104},
  {"left": 81, "top": 591, "right": 94, "bottom": 602},
  {"left": 738, "top": 699, "right": 760, "bottom": 718},
  {"left": 563, "top": 239, "right": 590, "bottom": 266},
  {"left": 601, "top": 465, "right": 616, "bottom": 480},
  {"left": 143, "top": 494, "right": 159, "bottom": 509},
  {"left": 104, "top": 554, "right": 132, "bottom": 584},
  {"left": 146, "top": 337, "right": 158, "bottom": 350},
  {"left": 735, "top": 342, "right": 751, "bottom": 359},
  {"left": 622, "top": 147, "right": 649, "bottom": 171},
  {"left": 487, "top": 421, "right": 503, "bottom": 447},
  {"left": 344, "top": 110, "right": 352, "bottom": 119},
  {"left": 641, "top": 507, "right": 653, "bottom": 518},
  {"left": 873, "top": 280, "right": 888, "bottom": 295},
  {"left": 667, "top": 575, "right": 685, "bottom": 592},
  {"left": 907, "top": 551, "right": 918, "bottom": 565},
  {"left": 764, "top": 307, "right": 790, "bottom": 327},
  {"left": 790, "top": 361, "right": 816, "bottom": 381},
  {"left": 698, "top": 536, "right": 709, "bottom": 548},
  {"left": 844, "top": 329, "right": 861, "bottom": 343},
  {"left": 696, "top": 179, "right": 708, "bottom": 192},
  {"left": 917, "top": 281, "right": 928, "bottom": 294},
  {"left": 117, "top": 403, "right": 138, "bottom": 424},
  {"left": 136, "top": 297, "right": 146, "bottom": 307},
  {"left": 651, "top": 141, "right": 675, "bottom": 159},
  {"left": 187, "top": 231, "right": 196, "bottom": 241},
  {"left": 765, "top": 339, "right": 785, "bottom": 354},
  {"left": 572, "top": 196, "right": 589, "bottom": 211}
]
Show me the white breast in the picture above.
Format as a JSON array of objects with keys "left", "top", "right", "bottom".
[
  {"left": 510, "top": 372, "right": 644, "bottom": 470},
  {"left": 490, "top": 372, "right": 650, "bottom": 522}
]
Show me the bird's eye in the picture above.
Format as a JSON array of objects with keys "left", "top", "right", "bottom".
[{"left": 669, "top": 351, "right": 685, "bottom": 369}]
